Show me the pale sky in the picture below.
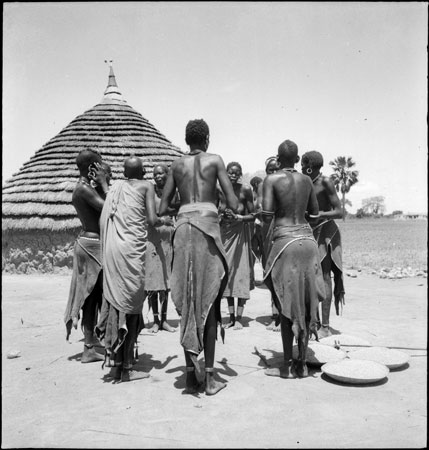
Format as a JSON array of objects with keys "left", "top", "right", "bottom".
[{"left": 3, "top": 2, "right": 428, "bottom": 213}]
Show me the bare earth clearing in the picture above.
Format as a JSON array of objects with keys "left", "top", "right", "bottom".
[{"left": 1, "top": 273, "right": 427, "bottom": 448}]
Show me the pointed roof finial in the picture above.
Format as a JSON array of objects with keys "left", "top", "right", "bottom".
[
  {"left": 104, "top": 59, "right": 118, "bottom": 88},
  {"left": 102, "top": 59, "right": 125, "bottom": 104}
]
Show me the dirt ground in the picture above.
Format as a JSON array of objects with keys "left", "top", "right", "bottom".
[{"left": 1, "top": 273, "right": 427, "bottom": 449}]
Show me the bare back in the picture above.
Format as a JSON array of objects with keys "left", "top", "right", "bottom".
[
  {"left": 159, "top": 151, "right": 238, "bottom": 214},
  {"left": 262, "top": 170, "right": 319, "bottom": 226}
]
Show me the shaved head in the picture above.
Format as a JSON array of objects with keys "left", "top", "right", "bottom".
[
  {"left": 76, "top": 149, "right": 102, "bottom": 174},
  {"left": 124, "top": 156, "right": 145, "bottom": 180},
  {"left": 277, "top": 140, "right": 299, "bottom": 166}
]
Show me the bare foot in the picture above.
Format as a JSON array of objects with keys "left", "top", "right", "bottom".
[
  {"left": 161, "top": 321, "right": 177, "bottom": 333},
  {"left": 205, "top": 374, "right": 226, "bottom": 396},
  {"left": 266, "top": 320, "right": 275, "bottom": 330},
  {"left": 295, "top": 360, "right": 309, "bottom": 378},
  {"left": 264, "top": 363, "right": 297, "bottom": 379},
  {"left": 148, "top": 323, "right": 160, "bottom": 334},
  {"left": 233, "top": 320, "right": 243, "bottom": 330},
  {"left": 185, "top": 371, "right": 204, "bottom": 394},
  {"left": 107, "top": 366, "right": 122, "bottom": 380},
  {"left": 81, "top": 346, "right": 104, "bottom": 363},
  {"left": 223, "top": 321, "right": 235, "bottom": 329},
  {"left": 121, "top": 369, "right": 150, "bottom": 382},
  {"left": 318, "top": 325, "right": 332, "bottom": 339}
]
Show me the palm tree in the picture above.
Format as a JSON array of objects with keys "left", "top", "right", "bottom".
[{"left": 329, "top": 156, "right": 359, "bottom": 221}]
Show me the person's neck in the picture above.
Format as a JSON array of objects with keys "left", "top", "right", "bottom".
[
  {"left": 311, "top": 170, "right": 322, "bottom": 183},
  {"left": 280, "top": 164, "right": 296, "bottom": 172},
  {"left": 189, "top": 146, "right": 206, "bottom": 155}
]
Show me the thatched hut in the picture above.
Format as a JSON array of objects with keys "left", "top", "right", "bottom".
[{"left": 2, "top": 65, "right": 183, "bottom": 273}]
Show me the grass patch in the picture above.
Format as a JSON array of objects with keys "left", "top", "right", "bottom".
[{"left": 337, "top": 218, "right": 427, "bottom": 271}]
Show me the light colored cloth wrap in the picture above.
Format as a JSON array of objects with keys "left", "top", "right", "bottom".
[{"left": 100, "top": 179, "right": 148, "bottom": 315}]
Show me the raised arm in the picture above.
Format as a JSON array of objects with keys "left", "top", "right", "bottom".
[
  {"left": 159, "top": 165, "right": 177, "bottom": 216},
  {"left": 82, "top": 184, "right": 105, "bottom": 212},
  {"left": 216, "top": 156, "right": 239, "bottom": 213},
  {"left": 320, "top": 178, "right": 343, "bottom": 220}
]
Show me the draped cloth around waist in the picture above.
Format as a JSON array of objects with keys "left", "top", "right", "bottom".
[
  {"left": 263, "top": 224, "right": 325, "bottom": 340},
  {"left": 312, "top": 219, "right": 345, "bottom": 312},
  {"left": 64, "top": 236, "right": 102, "bottom": 340},
  {"left": 312, "top": 219, "right": 343, "bottom": 271},
  {"left": 220, "top": 220, "right": 254, "bottom": 299},
  {"left": 100, "top": 180, "right": 148, "bottom": 315},
  {"left": 171, "top": 204, "right": 228, "bottom": 356},
  {"left": 145, "top": 223, "right": 174, "bottom": 291}
]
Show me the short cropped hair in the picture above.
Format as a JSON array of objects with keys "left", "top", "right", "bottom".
[
  {"left": 226, "top": 161, "right": 243, "bottom": 175},
  {"left": 301, "top": 151, "right": 324, "bottom": 169},
  {"left": 153, "top": 163, "right": 169, "bottom": 174},
  {"left": 250, "top": 176, "right": 263, "bottom": 190},
  {"left": 76, "top": 148, "right": 102, "bottom": 172},
  {"left": 185, "top": 119, "right": 209, "bottom": 146},
  {"left": 277, "top": 140, "right": 298, "bottom": 163}
]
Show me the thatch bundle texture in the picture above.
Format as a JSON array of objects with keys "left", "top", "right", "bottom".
[{"left": 2, "top": 70, "right": 183, "bottom": 272}]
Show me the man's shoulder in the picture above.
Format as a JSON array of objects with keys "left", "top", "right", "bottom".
[{"left": 320, "top": 175, "right": 335, "bottom": 188}]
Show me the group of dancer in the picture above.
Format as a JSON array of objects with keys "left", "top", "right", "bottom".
[{"left": 64, "top": 118, "right": 344, "bottom": 394}]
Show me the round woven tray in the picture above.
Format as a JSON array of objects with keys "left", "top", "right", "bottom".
[
  {"left": 321, "top": 359, "right": 389, "bottom": 384},
  {"left": 293, "top": 342, "right": 346, "bottom": 366},
  {"left": 319, "top": 334, "right": 371, "bottom": 351},
  {"left": 348, "top": 347, "right": 409, "bottom": 369}
]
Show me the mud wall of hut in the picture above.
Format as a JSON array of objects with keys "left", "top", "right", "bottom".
[{"left": 2, "top": 230, "right": 80, "bottom": 274}]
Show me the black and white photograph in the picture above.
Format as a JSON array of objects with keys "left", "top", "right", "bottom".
[{"left": 2, "top": 2, "right": 427, "bottom": 448}]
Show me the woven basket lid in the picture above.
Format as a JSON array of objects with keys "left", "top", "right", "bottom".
[
  {"left": 322, "top": 359, "right": 389, "bottom": 384},
  {"left": 319, "top": 334, "right": 371, "bottom": 351},
  {"left": 293, "top": 342, "right": 347, "bottom": 366},
  {"left": 348, "top": 347, "right": 409, "bottom": 369}
]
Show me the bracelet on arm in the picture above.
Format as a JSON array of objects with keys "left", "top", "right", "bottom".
[{"left": 261, "top": 210, "right": 275, "bottom": 218}]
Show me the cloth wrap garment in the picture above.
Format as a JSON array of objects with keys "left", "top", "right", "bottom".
[
  {"left": 95, "top": 180, "right": 147, "bottom": 367},
  {"left": 145, "top": 222, "right": 174, "bottom": 291},
  {"left": 220, "top": 219, "right": 255, "bottom": 298},
  {"left": 64, "top": 236, "right": 102, "bottom": 340},
  {"left": 170, "top": 202, "right": 228, "bottom": 364},
  {"left": 312, "top": 219, "right": 345, "bottom": 314},
  {"left": 263, "top": 224, "right": 325, "bottom": 341}
]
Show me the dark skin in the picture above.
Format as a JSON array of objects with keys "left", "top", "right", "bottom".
[
  {"left": 218, "top": 164, "right": 255, "bottom": 330},
  {"left": 262, "top": 150, "right": 319, "bottom": 379},
  {"left": 301, "top": 159, "right": 343, "bottom": 336},
  {"left": 147, "top": 165, "right": 176, "bottom": 334},
  {"left": 73, "top": 160, "right": 109, "bottom": 238},
  {"left": 159, "top": 134, "right": 238, "bottom": 395},
  {"left": 71, "top": 156, "right": 108, "bottom": 362},
  {"left": 255, "top": 158, "right": 281, "bottom": 331}
]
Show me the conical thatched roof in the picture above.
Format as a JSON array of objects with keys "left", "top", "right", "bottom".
[{"left": 2, "top": 64, "right": 183, "bottom": 231}]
